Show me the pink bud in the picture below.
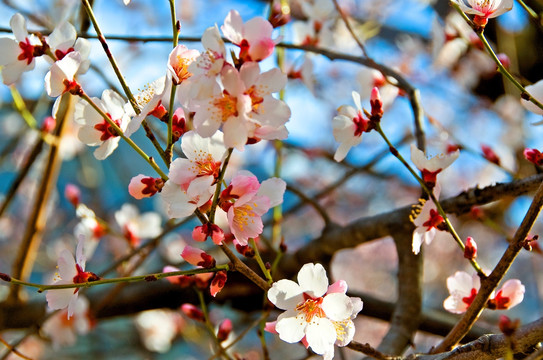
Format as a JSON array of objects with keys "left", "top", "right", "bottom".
[
  {"left": 128, "top": 174, "right": 163, "bottom": 199},
  {"left": 217, "top": 319, "right": 233, "bottom": 342},
  {"left": 192, "top": 226, "right": 208, "bottom": 242},
  {"left": 181, "top": 245, "right": 216, "bottom": 268},
  {"left": 498, "top": 315, "right": 519, "bottom": 336},
  {"left": 181, "top": 303, "right": 205, "bottom": 322},
  {"left": 41, "top": 116, "right": 56, "bottom": 133},
  {"left": 210, "top": 270, "right": 227, "bottom": 297},
  {"left": 64, "top": 183, "right": 81, "bottom": 207},
  {"left": 481, "top": 145, "right": 500, "bottom": 166},
  {"left": 464, "top": 237, "right": 477, "bottom": 260},
  {"left": 370, "top": 87, "right": 383, "bottom": 119},
  {"left": 163, "top": 265, "right": 194, "bottom": 287},
  {"left": 524, "top": 148, "right": 543, "bottom": 166}
]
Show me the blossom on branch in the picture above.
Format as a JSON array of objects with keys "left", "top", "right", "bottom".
[
  {"left": 451, "top": 0, "right": 513, "bottom": 27},
  {"left": 46, "top": 240, "right": 99, "bottom": 318},
  {"left": 47, "top": 21, "right": 91, "bottom": 73},
  {"left": 220, "top": 171, "right": 286, "bottom": 245},
  {"left": 42, "top": 296, "right": 92, "bottom": 349},
  {"left": 0, "top": 13, "right": 43, "bottom": 85},
  {"left": 45, "top": 51, "right": 82, "bottom": 97},
  {"left": 411, "top": 184, "right": 444, "bottom": 254},
  {"left": 74, "top": 89, "right": 130, "bottom": 160},
  {"left": 114, "top": 204, "right": 162, "bottom": 247},
  {"left": 267, "top": 263, "right": 362, "bottom": 360},
  {"left": 221, "top": 10, "right": 278, "bottom": 63},
  {"left": 410, "top": 144, "right": 459, "bottom": 188}
]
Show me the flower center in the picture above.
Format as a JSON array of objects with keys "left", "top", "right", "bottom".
[
  {"left": 94, "top": 114, "right": 121, "bottom": 141},
  {"left": 422, "top": 209, "right": 444, "bottom": 230},
  {"left": 18, "top": 38, "right": 35, "bottom": 65},
  {"left": 462, "top": 288, "right": 478, "bottom": 307},
  {"left": 173, "top": 56, "right": 193, "bottom": 83},
  {"left": 296, "top": 297, "right": 325, "bottom": 323},
  {"left": 233, "top": 203, "right": 258, "bottom": 231},
  {"left": 245, "top": 86, "right": 264, "bottom": 113},
  {"left": 353, "top": 111, "right": 369, "bottom": 137},
  {"left": 213, "top": 92, "right": 239, "bottom": 122},
  {"left": 55, "top": 47, "right": 75, "bottom": 61}
]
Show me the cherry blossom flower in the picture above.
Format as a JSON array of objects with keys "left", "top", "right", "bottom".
[
  {"left": 411, "top": 185, "right": 444, "bottom": 254},
  {"left": 135, "top": 309, "right": 182, "bottom": 353},
  {"left": 44, "top": 51, "right": 82, "bottom": 97},
  {"left": 161, "top": 131, "right": 227, "bottom": 218},
  {"left": 293, "top": 0, "right": 334, "bottom": 47},
  {"left": 220, "top": 171, "right": 286, "bottom": 245},
  {"left": 332, "top": 91, "right": 373, "bottom": 162},
  {"left": 0, "top": 13, "right": 43, "bottom": 85},
  {"left": 46, "top": 240, "right": 99, "bottom": 318},
  {"left": 444, "top": 271, "right": 525, "bottom": 313},
  {"left": 74, "top": 89, "right": 130, "bottom": 160},
  {"left": 188, "top": 26, "right": 226, "bottom": 79},
  {"left": 451, "top": 0, "right": 513, "bottom": 27},
  {"left": 487, "top": 279, "right": 525, "bottom": 310},
  {"left": 189, "top": 64, "right": 253, "bottom": 150},
  {"left": 128, "top": 174, "right": 164, "bottom": 199},
  {"left": 221, "top": 10, "right": 278, "bottom": 63},
  {"left": 443, "top": 271, "right": 480, "bottom": 314},
  {"left": 42, "top": 296, "right": 92, "bottom": 349},
  {"left": 239, "top": 62, "right": 290, "bottom": 142},
  {"left": 410, "top": 144, "right": 460, "bottom": 187},
  {"left": 47, "top": 21, "right": 91, "bottom": 74},
  {"left": 168, "top": 45, "right": 199, "bottom": 85},
  {"left": 181, "top": 245, "right": 216, "bottom": 268},
  {"left": 126, "top": 76, "right": 171, "bottom": 136},
  {"left": 114, "top": 204, "right": 162, "bottom": 247},
  {"left": 267, "top": 263, "right": 362, "bottom": 359},
  {"left": 521, "top": 80, "right": 543, "bottom": 116}
]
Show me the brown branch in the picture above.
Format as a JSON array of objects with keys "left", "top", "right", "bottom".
[
  {"left": 432, "top": 177, "right": 543, "bottom": 352},
  {"left": 7, "top": 94, "right": 72, "bottom": 303},
  {"left": 348, "top": 341, "right": 402, "bottom": 360},
  {"left": 408, "top": 317, "right": 543, "bottom": 360}
]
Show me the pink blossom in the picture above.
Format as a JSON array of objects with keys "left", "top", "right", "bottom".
[
  {"left": 0, "top": 13, "right": 42, "bottom": 85},
  {"left": 168, "top": 45, "right": 199, "bottom": 85},
  {"left": 127, "top": 76, "right": 171, "bottom": 136},
  {"left": 221, "top": 171, "right": 286, "bottom": 245},
  {"left": 451, "top": 0, "right": 513, "bottom": 27},
  {"left": 189, "top": 65, "right": 253, "bottom": 150},
  {"left": 64, "top": 183, "right": 81, "bottom": 207},
  {"left": 221, "top": 10, "right": 277, "bottom": 62},
  {"left": 44, "top": 51, "right": 82, "bottom": 97},
  {"left": 181, "top": 245, "right": 216, "bottom": 268},
  {"left": 410, "top": 144, "right": 460, "bottom": 187},
  {"left": 192, "top": 223, "right": 225, "bottom": 245},
  {"left": 128, "top": 174, "right": 164, "bottom": 199},
  {"left": 46, "top": 240, "right": 99, "bottom": 318},
  {"left": 188, "top": 26, "right": 226, "bottom": 78}
]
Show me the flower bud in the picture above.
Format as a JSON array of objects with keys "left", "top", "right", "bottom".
[
  {"left": 64, "top": 183, "right": 81, "bottom": 207},
  {"left": 481, "top": 145, "right": 500, "bottom": 166},
  {"left": 499, "top": 315, "right": 520, "bottom": 337},
  {"left": 210, "top": 270, "right": 227, "bottom": 297},
  {"left": 181, "top": 304, "right": 205, "bottom": 322},
  {"left": 217, "top": 318, "right": 233, "bottom": 342},
  {"left": 464, "top": 237, "right": 477, "bottom": 260},
  {"left": 181, "top": 245, "right": 216, "bottom": 268},
  {"left": 524, "top": 148, "right": 543, "bottom": 166}
]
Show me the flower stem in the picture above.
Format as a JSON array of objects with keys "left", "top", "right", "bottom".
[
  {"left": 3, "top": 265, "right": 229, "bottom": 292},
  {"left": 80, "top": 0, "right": 170, "bottom": 166},
  {"left": 197, "top": 289, "right": 233, "bottom": 360},
  {"left": 250, "top": 238, "right": 273, "bottom": 284},
  {"left": 79, "top": 92, "right": 168, "bottom": 180},
  {"left": 451, "top": 2, "right": 543, "bottom": 112},
  {"left": 209, "top": 149, "right": 233, "bottom": 223},
  {"left": 375, "top": 124, "right": 484, "bottom": 276},
  {"left": 165, "top": 0, "right": 179, "bottom": 165}
]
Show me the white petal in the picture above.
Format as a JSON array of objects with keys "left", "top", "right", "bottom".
[
  {"left": 522, "top": 80, "right": 543, "bottom": 115},
  {"left": 297, "top": 263, "right": 328, "bottom": 298},
  {"left": 322, "top": 293, "right": 353, "bottom": 322},
  {"left": 257, "top": 178, "right": 286, "bottom": 208},
  {"left": 305, "top": 317, "right": 336, "bottom": 355},
  {"left": 268, "top": 279, "right": 304, "bottom": 310},
  {"left": 275, "top": 313, "right": 306, "bottom": 343}
]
